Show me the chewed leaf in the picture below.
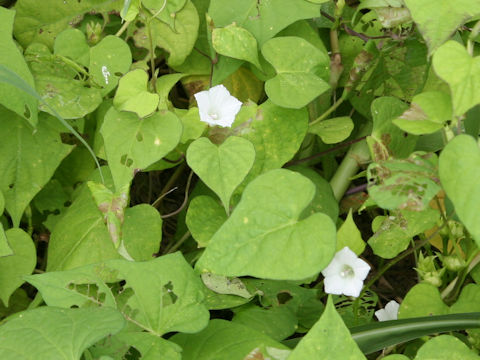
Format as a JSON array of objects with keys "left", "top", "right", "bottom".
[
  {"left": 195, "top": 169, "right": 336, "bottom": 280},
  {"left": 212, "top": 25, "right": 261, "bottom": 68}
]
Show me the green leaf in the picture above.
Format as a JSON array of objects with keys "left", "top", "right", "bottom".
[
  {"left": 439, "top": 134, "right": 480, "bottom": 248},
  {"left": 0, "top": 109, "right": 72, "bottom": 227},
  {"left": 114, "top": 69, "right": 159, "bottom": 118},
  {"left": 171, "top": 319, "right": 288, "bottom": 360},
  {"left": 433, "top": 41, "right": 480, "bottom": 117},
  {"left": 13, "top": 0, "right": 121, "bottom": 48},
  {"left": 89, "top": 35, "right": 132, "bottom": 95},
  {"left": 0, "top": 223, "right": 12, "bottom": 257},
  {"left": 133, "top": 1, "right": 199, "bottom": 67},
  {"left": 414, "top": 335, "right": 480, "bottom": 360},
  {"left": 177, "top": 107, "right": 206, "bottom": 143},
  {"left": 201, "top": 273, "right": 252, "bottom": 298},
  {"left": 101, "top": 107, "right": 182, "bottom": 192},
  {"left": 123, "top": 204, "right": 162, "bottom": 261},
  {"left": 156, "top": 73, "right": 186, "bottom": 110},
  {"left": 212, "top": 25, "right": 261, "bottom": 68},
  {"left": 53, "top": 28, "right": 90, "bottom": 67},
  {"left": 186, "top": 195, "right": 227, "bottom": 247},
  {"left": 0, "top": 306, "right": 125, "bottom": 360},
  {"left": 186, "top": 136, "right": 255, "bottom": 212},
  {"left": 393, "top": 91, "right": 452, "bottom": 135},
  {"left": 399, "top": 283, "right": 449, "bottom": 318},
  {"left": 0, "top": 229, "right": 36, "bottom": 306},
  {"left": 196, "top": 169, "right": 336, "bottom": 280},
  {"left": 309, "top": 116, "right": 354, "bottom": 144},
  {"left": 262, "top": 36, "right": 330, "bottom": 109},
  {"left": 289, "top": 296, "right": 366, "bottom": 359},
  {"left": 337, "top": 209, "right": 366, "bottom": 255},
  {"left": 0, "top": 7, "right": 37, "bottom": 126},
  {"left": 368, "top": 208, "right": 439, "bottom": 259},
  {"left": 404, "top": 0, "right": 480, "bottom": 55},
  {"left": 141, "top": 0, "right": 187, "bottom": 28}
]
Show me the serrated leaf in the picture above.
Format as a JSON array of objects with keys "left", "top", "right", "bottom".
[
  {"left": 0, "top": 110, "right": 72, "bottom": 227},
  {"left": 114, "top": 69, "right": 159, "bottom": 118},
  {"left": 212, "top": 25, "right": 261, "bottom": 68},
  {"left": 0, "top": 307, "right": 125, "bottom": 360},
  {"left": 196, "top": 169, "right": 336, "bottom": 280},
  {"left": 433, "top": 41, "right": 480, "bottom": 117},
  {"left": 0, "top": 229, "right": 36, "bottom": 306},
  {"left": 309, "top": 116, "right": 354, "bottom": 144},
  {"left": 101, "top": 107, "right": 182, "bottom": 192},
  {"left": 0, "top": 7, "right": 37, "bottom": 126},
  {"left": 439, "top": 135, "right": 480, "bottom": 248},
  {"left": 186, "top": 136, "right": 255, "bottom": 212}
]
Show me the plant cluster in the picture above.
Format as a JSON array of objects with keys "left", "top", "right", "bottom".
[{"left": 1, "top": 0, "right": 480, "bottom": 359}]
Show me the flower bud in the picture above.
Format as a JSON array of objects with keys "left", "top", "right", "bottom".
[{"left": 440, "top": 254, "right": 466, "bottom": 272}]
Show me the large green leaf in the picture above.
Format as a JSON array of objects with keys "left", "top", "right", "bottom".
[
  {"left": 171, "top": 319, "right": 289, "bottom": 360},
  {"left": 399, "top": 283, "right": 449, "bottom": 318},
  {"left": 13, "top": 0, "right": 121, "bottom": 48},
  {"left": 101, "top": 107, "right": 182, "bottom": 192},
  {"left": 212, "top": 25, "right": 261, "bottom": 68},
  {"left": 262, "top": 36, "right": 330, "bottom": 109},
  {"left": 414, "top": 335, "right": 480, "bottom": 360},
  {"left": 196, "top": 169, "right": 336, "bottom": 280},
  {"left": 439, "top": 134, "right": 480, "bottom": 247},
  {"left": 186, "top": 136, "right": 255, "bottom": 212},
  {"left": 0, "top": 306, "right": 125, "bottom": 360},
  {"left": 433, "top": 41, "right": 480, "bottom": 117},
  {"left": 0, "top": 7, "right": 37, "bottom": 126},
  {"left": 289, "top": 296, "right": 366, "bottom": 359},
  {"left": 0, "top": 109, "right": 72, "bottom": 227},
  {"left": 0, "top": 229, "right": 36, "bottom": 306},
  {"left": 404, "top": 0, "right": 480, "bottom": 55}
]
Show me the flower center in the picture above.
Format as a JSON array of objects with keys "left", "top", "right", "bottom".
[
  {"left": 340, "top": 265, "right": 354, "bottom": 278},
  {"left": 208, "top": 111, "right": 219, "bottom": 120}
]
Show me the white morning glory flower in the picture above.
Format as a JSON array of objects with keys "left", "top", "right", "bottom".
[
  {"left": 375, "top": 300, "right": 400, "bottom": 321},
  {"left": 194, "top": 84, "right": 242, "bottom": 128},
  {"left": 322, "top": 246, "right": 370, "bottom": 298}
]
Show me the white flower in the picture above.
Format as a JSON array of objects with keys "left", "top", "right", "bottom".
[
  {"left": 194, "top": 84, "right": 242, "bottom": 128},
  {"left": 375, "top": 300, "right": 400, "bottom": 321},
  {"left": 322, "top": 247, "right": 370, "bottom": 298}
]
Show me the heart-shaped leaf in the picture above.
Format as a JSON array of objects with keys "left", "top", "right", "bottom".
[
  {"left": 101, "top": 107, "right": 182, "bottom": 192},
  {"left": 262, "top": 36, "right": 330, "bottom": 109},
  {"left": 439, "top": 134, "right": 480, "bottom": 247},
  {"left": 212, "top": 25, "right": 261, "bottom": 68},
  {"left": 309, "top": 116, "right": 354, "bottom": 144},
  {"left": 433, "top": 41, "right": 480, "bottom": 116},
  {"left": 114, "top": 69, "right": 159, "bottom": 118},
  {"left": 187, "top": 136, "right": 255, "bottom": 212},
  {"left": 195, "top": 169, "right": 336, "bottom": 280}
]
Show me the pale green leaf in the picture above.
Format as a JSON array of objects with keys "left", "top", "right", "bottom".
[
  {"left": 142, "top": 0, "right": 187, "bottom": 28},
  {"left": 309, "top": 116, "right": 354, "bottom": 144},
  {"left": 337, "top": 209, "right": 366, "bottom": 255},
  {"left": 156, "top": 73, "right": 186, "bottom": 110},
  {"left": 177, "top": 107, "right": 206, "bottom": 143},
  {"left": 196, "top": 169, "right": 336, "bottom": 280},
  {"left": 399, "top": 283, "right": 449, "bottom": 318},
  {"left": 201, "top": 273, "right": 252, "bottom": 298},
  {"left": 212, "top": 25, "right": 261, "bottom": 68},
  {"left": 53, "top": 28, "right": 90, "bottom": 67},
  {"left": 0, "top": 223, "right": 12, "bottom": 258},
  {"left": 414, "top": 335, "right": 480, "bottom": 360}
]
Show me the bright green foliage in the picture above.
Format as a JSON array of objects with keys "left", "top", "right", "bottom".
[
  {"left": 156, "top": 73, "right": 186, "bottom": 110},
  {"left": 113, "top": 69, "right": 159, "bottom": 118},
  {"left": 0, "top": 7, "right": 37, "bottom": 126},
  {"left": 309, "top": 116, "right": 354, "bottom": 144},
  {"left": 414, "top": 335, "right": 480, "bottom": 360},
  {"left": 212, "top": 25, "right": 261, "bottom": 69},
  {"left": 142, "top": 0, "right": 187, "bottom": 28},
  {"left": 289, "top": 297, "right": 367, "bottom": 359},
  {"left": 0, "top": 229, "right": 36, "bottom": 306},
  {"left": 0, "top": 306, "right": 125, "bottom": 360},
  {"left": 186, "top": 195, "right": 227, "bottom": 247},
  {"left": 404, "top": 0, "right": 480, "bottom": 55},
  {"left": 399, "top": 284, "right": 449, "bottom": 318},
  {"left": 393, "top": 91, "right": 452, "bottom": 135},
  {"left": 439, "top": 135, "right": 480, "bottom": 247},
  {"left": 201, "top": 273, "right": 252, "bottom": 298},
  {"left": 186, "top": 136, "right": 255, "bottom": 212},
  {"left": 433, "top": 41, "right": 480, "bottom": 117},
  {"left": 54, "top": 28, "right": 90, "bottom": 67},
  {"left": 0, "top": 110, "right": 72, "bottom": 227},
  {"left": 171, "top": 319, "right": 289, "bottom": 360},
  {"left": 101, "top": 107, "right": 182, "bottom": 192},
  {"left": 262, "top": 36, "right": 330, "bottom": 109},
  {"left": 0, "top": 223, "right": 12, "bottom": 257},
  {"left": 337, "top": 209, "right": 366, "bottom": 255},
  {"left": 196, "top": 169, "right": 336, "bottom": 280},
  {"left": 177, "top": 107, "right": 206, "bottom": 143}
]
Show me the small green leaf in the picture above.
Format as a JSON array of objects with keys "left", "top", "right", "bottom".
[
  {"left": 114, "top": 69, "right": 159, "bottom": 118},
  {"left": 0, "top": 307, "right": 125, "bottom": 360},
  {"left": 201, "top": 273, "right": 252, "bottom": 298},
  {"left": 433, "top": 41, "right": 480, "bottom": 117},
  {"left": 309, "top": 116, "right": 354, "bottom": 144},
  {"left": 157, "top": 73, "right": 186, "bottom": 110},
  {"left": 177, "top": 107, "right": 207, "bottom": 143},
  {"left": 186, "top": 195, "right": 227, "bottom": 247},
  {"left": 186, "top": 136, "right": 255, "bottom": 212},
  {"left": 0, "top": 229, "right": 36, "bottom": 306},
  {"left": 196, "top": 169, "right": 336, "bottom": 280},
  {"left": 213, "top": 25, "right": 261, "bottom": 68},
  {"left": 439, "top": 134, "right": 480, "bottom": 248},
  {"left": 337, "top": 209, "right": 366, "bottom": 255},
  {"left": 289, "top": 296, "right": 366, "bottom": 359},
  {"left": 399, "top": 283, "right": 449, "bottom": 318},
  {"left": 53, "top": 28, "right": 90, "bottom": 67}
]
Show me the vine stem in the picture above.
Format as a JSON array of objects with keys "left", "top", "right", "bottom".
[
  {"left": 309, "top": 95, "right": 345, "bottom": 127},
  {"left": 115, "top": 20, "right": 131, "bottom": 37}
]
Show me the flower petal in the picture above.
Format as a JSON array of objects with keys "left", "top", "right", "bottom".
[
  {"left": 324, "top": 274, "right": 348, "bottom": 295},
  {"left": 342, "top": 278, "right": 364, "bottom": 297}
]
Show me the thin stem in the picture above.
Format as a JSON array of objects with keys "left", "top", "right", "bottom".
[
  {"left": 165, "top": 231, "right": 191, "bottom": 254},
  {"left": 115, "top": 20, "right": 131, "bottom": 37},
  {"left": 152, "top": 162, "right": 186, "bottom": 208},
  {"left": 309, "top": 96, "right": 345, "bottom": 126},
  {"left": 146, "top": 20, "right": 157, "bottom": 92},
  {"left": 161, "top": 170, "right": 194, "bottom": 219}
]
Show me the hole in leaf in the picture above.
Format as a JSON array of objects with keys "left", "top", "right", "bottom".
[
  {"left": 276, "top": 291, "right": 293, "bottom": 305},
  {"left": 67, "top": 283, "right": 76, "bottom": 290},
  {"left": 126, "top": 158, "right": 133, "bottom": 167},
  {"left": 162, "top": 281, "right": 178, "bottom": 305},
  {"left": 136, "top": 132, "right": 143, "bottom": 142},
  {"left": 24, "top": 105, "right": 31, "bottom": 119},
  {"left": 120, "top": 154, "right": 128, "bottom": 165},
  {"left": 114, "top": 72, "right": 123, "bottom": 77},
  {"left": 53, "top": 209, "right": 60, "bottom": 215},
  {"left": 64, "top": 201, "right": 72, "bottom": 207},
  {"left": 8, "top": 184, "right": 14, "bottom": 189}
]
